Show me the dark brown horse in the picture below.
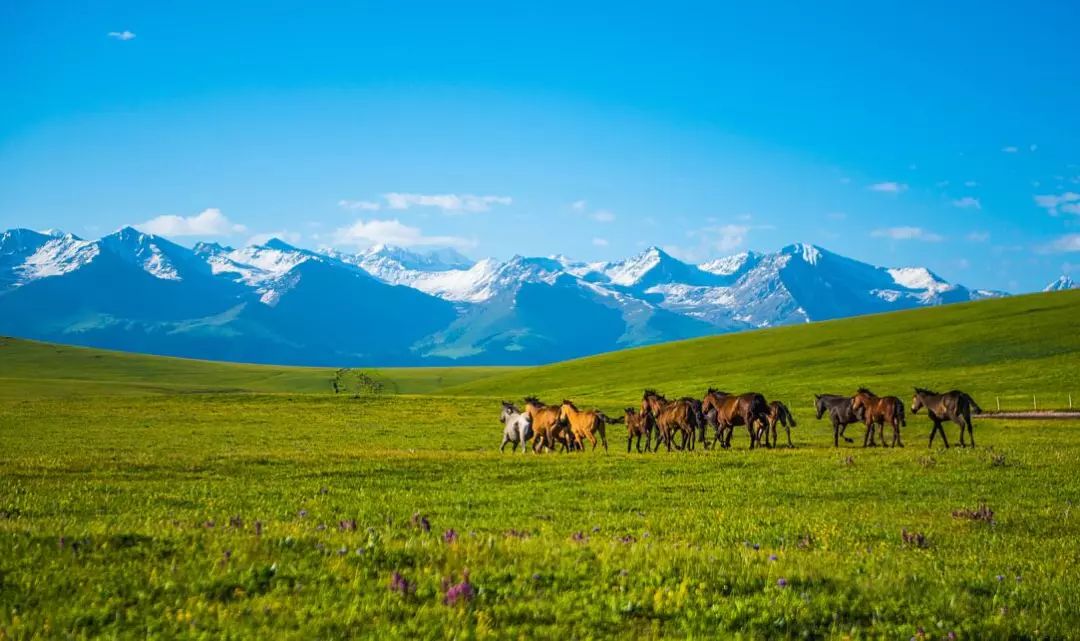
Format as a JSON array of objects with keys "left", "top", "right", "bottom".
[
  {"left": 624, "top": 407, "right": 654, "bottom": 453},
  {"left": 701, "top": 388, "right": 770, "bottom": 449},
  {"left": 814, "top": 394, "right": 863, "bottom": 447},
  {"left": 759, "top": 400, "right": 797, "bottom": 448},
  {"left": 911, "top": 388, "right": 982, "bottom": 448},
  {"left": 851, "top": 388, "right": 906, "bottom": 447},
  {"left": 641, "top": 389, "right": 699, "bottom": 451}
]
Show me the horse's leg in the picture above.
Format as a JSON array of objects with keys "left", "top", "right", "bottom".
[
  {"left": 832, "top": 418, "right": 840, "bottom": 448},
  {"left": 937, "top": 420, "right": 949, "bottom": 448},
  {"left": 785, "top": 421, "right": 794, "bottom": 448},
  {"left": 500, "top": 434, "right": 509, "bottom": 452},
  {"left": 771, "top": 420, "right": 779, "bottom": 449},
  {"left": 862, "top": 422, "right": 873, "bottom": 447},
  {"left": 966, "top": 410, "right": 975, "bottom": 448},
  {"left": 878, "top": 421, "right": 887, "bottom": 448}
]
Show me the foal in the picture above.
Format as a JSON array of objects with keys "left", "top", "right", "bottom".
[
  {"left": 851, "top": 388, "right": 906, "bottom": 447},
  {"left": 624, "top": 407, "right": 654, "bottom": 453}
]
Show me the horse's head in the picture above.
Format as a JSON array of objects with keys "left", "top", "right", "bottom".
[
  {"left": 814, "top": 395, "right": 826, "bottom": 419},
  {"left": 500, "top": 401, "right": 516, "bottom": 424},
  {"left": 911, "top": 389, "right": 925, "bottom": 414},
  {"left": 558, "top": 400, "right": 576, "bottom": 423},
  {"left": 851, "top": 394, "right": 866, "bottom": 413}
]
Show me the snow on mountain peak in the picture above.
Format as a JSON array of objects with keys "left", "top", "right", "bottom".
[
  {"left": 888, "top": 267, "right": 952, "bottom": 293},
  {"left": 18, "top": 234, "right": 100, "bottom": 281},
  {"left": 1044, "top": 275, "right": 1077, "bottom": 292}
]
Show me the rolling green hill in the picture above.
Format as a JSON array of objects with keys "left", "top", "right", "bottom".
[
  {"left": 3, "top": 289, "right": 1078, "bottom": 408},
  {"left": 0, "top": 337, "right": 510, "bottom": 398},
  {"left": 443, "top": 289, "right": 1080, "bottom": 409}
]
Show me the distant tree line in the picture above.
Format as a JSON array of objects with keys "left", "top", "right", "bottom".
[{"left": 331, "top": 368, "right": 385, "bottom": 397}]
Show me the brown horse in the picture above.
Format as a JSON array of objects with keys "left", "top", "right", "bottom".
[
  {"left": 641, "top": 389, "right": 699, "bottom": 451},
  {"left": 702, "top": 388, "right": 770, "bottom": 449},
  {"left": 911, "top": 388, "right": 982, "bottom": 448},
  {"left": 557, "top": 400, "right": 621, "bottom": 451},
  {"left": 851, "top": 388, "right": 906, "bottom": 447},
  {"left": 624, "top": 407, "right": 654, "bottom": 453},
  {"left": 523, "top": 396, "right": 572, "bottom": 453},
  {"left": 759, "top": 400, "right": 797, "bottom": 448}
]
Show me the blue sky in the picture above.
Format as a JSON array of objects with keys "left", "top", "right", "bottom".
[{"left": 2, "top": 1, "right": 1078, "bottom": 292}]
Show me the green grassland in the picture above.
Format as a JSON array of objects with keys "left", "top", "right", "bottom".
[{"left": 2, "top": 290, "right": 1079, "bottom": 640}]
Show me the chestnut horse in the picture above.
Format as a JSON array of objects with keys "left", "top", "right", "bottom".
[
  {"left": 702, "top": 388, "right": 770, "bottom": 449},
  {"left": 623, "top": 407, "right": 654, "bottom": 453},
  {"left": 557, "top": 400, "right": 622, "bottom": 451},
  {"left": 641, "top": 389, "right": 699, "bottom": 451},
  {"left": 759, "top": 400, "right": 797, "bottom": 448},
  {"left": 911, "top": 388, "right": 982, "bottom": 448},
  {"left": 851, "top": 388, "right": 906, "bottom": 447},
  {"left": 523, "top": 396, "right": 572, "bottom": 453}
]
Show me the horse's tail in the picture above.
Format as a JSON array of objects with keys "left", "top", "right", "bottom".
[
  {"left": 752, "top": 394, "right": 770, "bottom": 427},
  {"left": 597, "top": 411, "right": 624, "bottom": 425},
  {"left": 894, "top": 398, "right": 906, "bottom": 426},
  {"left": 782, "top": 403, "right": 797, "bottom": 427},
  {"left": 964, "top": 393, "right": 983, "bottom": 415}
]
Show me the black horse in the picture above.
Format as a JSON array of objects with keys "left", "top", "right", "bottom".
[
  {"left": 814, "top": 394, "right": 865, "bottom": 447},
  {"left": 911, "top": 388, "right": 982, "bottom": 448}
]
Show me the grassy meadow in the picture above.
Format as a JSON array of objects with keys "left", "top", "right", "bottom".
[{"left": 2, "top": 290, "right": 1080, "bottom": 639}]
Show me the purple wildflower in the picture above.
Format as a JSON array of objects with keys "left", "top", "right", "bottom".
[
  {"left": 298, "top": 509, "right": 308, "bottom": 518},
  {"left": 769, "top": 554, "right": 778, "bottom": 561},
  {"left": 319, "top": 486, "right": 329, "bottom": 494},
  {"left": 947, "top": 633, "right": 957, "bottom": 641},
  {"left": 58, "top": 536, "right": 66, "bottom": 550},
  {"left": 204, "top": 520, "right": 215, "bottom": 529},
  {"left": 618, "top": 534, "right": 636, "bottom": 544},
  {"left": 316, "top": 523, "right": 326, "bottom": 531},
  {"left": 752, "top": 543, "right": 760, "bottom": 551},
  {"left": 592, "top": 526, "right": 601, "bottom": 533},
  {"left": 410, "top": 512, "right": 431, "bottom": 533},
  {"left": 442, "top": 529, "right": 459, "bottom": 544},
  {"left": 442, "top": 569, "right": 475, "bottom": 606},
  {"left": 254, "top": 521, "right": 263, "bottom": 536},
  {"left": 389, "top": 571, "right": 414, "bottom": 595},
  {"left": 777, "top": 577, "right": 788, "bottom": 587},
  {"left": 571, "top": 531, "right": 586, "bottom": 543},
  {"left": 996, "top": 575, "right": 1004, "bottom": 581},
  {"left": 229, "top": 516, "right": 243, "bottom": 528},
  {"left": 339, "top": 519, "right": 357, "bottom": 532}
]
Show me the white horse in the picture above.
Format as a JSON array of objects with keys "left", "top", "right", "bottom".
[{"left": 499, "top": 401, "right": 533, "bottom": 453}]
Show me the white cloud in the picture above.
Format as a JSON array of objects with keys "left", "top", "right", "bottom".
[
  {"left": 1034, "top": 192, "right": 1080, "bottom": 215},
  {"left": 869, "top": 182, "right": 908, "bottom": 194},
  {"left": 333, "top": 218, "right": 474, "bottom": 249},
  {"left": 966, "top": 231, "right": 990, "bottom": 242},
  {"left": 107, "top": 31, "right": 136, "bottom": 41},
  {"left": 870, "top": 227, "right": 944, "bottom": 242},
  {"left": 136, "top": 208, "right": 246, "bottom": 237},
  {"left": 705, "top": 224, "right": 751, "bottom": 252},
  {"left": 952, "top": 196, "right": 982, "bottom": 210},
  {"left": 383, "top": 192, "right": 511, "bottom": 213},
  {"left": 571, "top": 200, "right": 588, "bottom": 211},
  {"left": 1001, "top": 146, "right": 1018, "bottom": 153},
  {"left": 592, "top": 209, "right": 616, "bottom": 223},
  {"left": 338, "top": 199, "right": 381, "bottom": 211},
  {"left": 592, "top": 237, "right": 609, "bottom": 247},
  {"left": 1041, "top": 234, "right": 1080, "bottom": 253}
]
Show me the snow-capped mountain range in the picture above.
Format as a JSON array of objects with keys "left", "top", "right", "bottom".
[{"left": 0, "top": 226, "right": 1023, "bottom": 365}]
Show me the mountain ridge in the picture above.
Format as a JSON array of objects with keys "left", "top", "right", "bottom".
[{"left": 0, "top": 227, "right": 1017, "bottom": 365}]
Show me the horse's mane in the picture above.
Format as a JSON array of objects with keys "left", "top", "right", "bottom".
[
  {"left": 624, "top": 407, "right": 637, "bottom": 414},
  {"left": 642, "top": 388, "right": 664, "bottom": 399},
  {"left": 856, "top": 387, "right": 874, "bottom": 395},
  {"left": 914, "top": 387, "right": 938, "bottom": 396},
  {"left": 706, "top": 388, "right": 729, "bottom": 396},
  {"left": 523, "top": 395, "right": 544, "bottom": 407},
  {"left": 561, "top": 399, "right": 578, "bottom": 409}
]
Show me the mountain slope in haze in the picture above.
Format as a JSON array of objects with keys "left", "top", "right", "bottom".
[{"left": 0, "top": 226, "right": 1020, "bottom": 365}]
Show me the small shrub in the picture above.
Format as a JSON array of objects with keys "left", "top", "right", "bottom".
[
  {"left": 901, "top": 529, "right": 929, "bottom": 548},
  {"left": 952, "top": 504, "right": 995, "bottom": 523}
]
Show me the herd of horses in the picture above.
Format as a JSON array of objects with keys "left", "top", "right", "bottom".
[{"left": 498, "top": 387, "right": 983, "bottom": 453}]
